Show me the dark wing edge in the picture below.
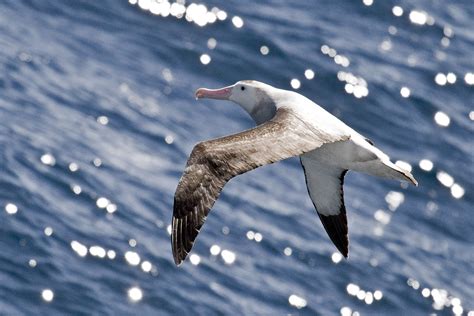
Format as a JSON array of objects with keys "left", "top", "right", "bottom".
[
  {"left": 301, "top": 161, "right": 349, "bottom": 258},
  {"left": 172, "top": 107, "right": 350, "bottom": 265}
]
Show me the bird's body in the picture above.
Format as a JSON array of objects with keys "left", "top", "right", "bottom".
[{"left": 172, "top": 80, "right": 417, "bottom": 266}]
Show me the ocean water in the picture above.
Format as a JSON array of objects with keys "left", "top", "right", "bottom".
[{"left": 0, "top": 0, "right": 473, "bottom": 315}]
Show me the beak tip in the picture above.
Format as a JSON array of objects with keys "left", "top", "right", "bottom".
[{"left": 195, "top": 88, "right": 203, "bottom": 100}]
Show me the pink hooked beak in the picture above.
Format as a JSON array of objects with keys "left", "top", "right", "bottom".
[{"left": 195, "top": 86, "right": 232, "bottom": 100}]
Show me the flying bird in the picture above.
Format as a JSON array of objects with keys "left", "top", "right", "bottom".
[{"left": 172, "top": 80, "right": 417, "bottom": 266}]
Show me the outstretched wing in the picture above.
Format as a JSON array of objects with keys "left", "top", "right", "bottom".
[
  {"left": 300, "top": 157, "right": 349, "bottom": 257},
  {"left": 172, "top": 107, "right": 350, "bottom": 265}
]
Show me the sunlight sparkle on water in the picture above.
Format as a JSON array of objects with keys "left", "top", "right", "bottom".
[
  {"left": 125, "top": 251, "right": 141, "bottom": 266},
  {"left": 29, "top": 259, "right": 37, "bottom": 268},
  {"left": 207, "top": 38, "right": 217, "bottom": 50},
  {"left": 373, "top": 290, "right": 383, "bottom": 300},
  {"left": 200, "top": 54, "right": 211, "bottom": 65},
  {"left": 68, "top": 162, "right": 79, "bottom": 172},
  {"left": 340, "top": 307, "right": 353, "bottom": 316},
  {"left": 128, "top": 287, "right": 143, "bottom": 302},
  {"left": 338, "top": 71, "right": 369, "bottom": 98},
  {"left": 446, "top": 72, "right": 457, "bottom": 84},
  {"left": 465, "top": 73, "right": 474, "bottom": 85},
  {"left": 89, "top": 246, "right": 106, "bottom": 258},
  {"left": 220, "top": 249, "right": 236, "bottom": 264},
  {"left": 41, "top": 153, "right": 56, "bottom": 166},
  {"left": 374, "top": 210, "right": 391, "bottom": 225},
  {"left": 97, "top": 116, "right": 109, "bottom": 125},
  {"left": 288, "top": 294, "right": 307, "bottom": 309},
  {"left": 42, "top": 289, "right": 54, "bottom": 302},
  {"left": 450, "top": 183, "right": 465, "bottom": 199},
  {"left": 44, "top": 227, "right": 53, "bottom": 236},
  {"left": 290, "top": 79, "right": 301, "bottom": 89},
  {"left": 352, "top": 86, "right": 368, "bottom": 98},
  {"left": 434, "top": 111, "right": 450, "bottom": 127},
  {"left": 5, "top": 203, "right": 18, "bottom": 215},
  {"left": 71, "top": 184, "right": 82, "bottom": 195},
  {"left": 356, "top": 290, "right": 366, "bottom": 300},
  {"left": 96, "top": 197, "right": 110, "bottom": 209},
  {"left": 409, "top": 10, "right": 428, "bottom": 25},
  {"left": 365, "top": 292, "right": 374, "bottom": 305},
  {"left": 385, "top": 191, "right": 404, "bottom": 211},
  {"left": 189, "top": 254, "right": 201, "bottom": 265},
  {"left": 362, "top": 0, "right": 373, "bottom": 6},
  {"left": 210, "top": 245, "right": 221, "bottom": 256},
  {"left": 130, "top": 0, "right": 227, "bottom": 26},
  {"left": 379, "top": 39, "right": 392, "bottom": 52},
  {"left": 331, "top": 252, "right": 343, "bottom": 263},
  {"left": 71, "top": 241, "right": 88, "bottom": 257},
  {"left": 260, "top": 45, "right": 269, "bottom": 55},
  {"left": 347, "top": 283, "right": 360, "bottom": 296},
  {"left": 141, "top": 261, "right": 152, "bottom": 272},
  {"left": 392, "top": 6, "right": 403, "bottom": 16},
  {"left": 232, "top": 16, "right": 244, "bottom": 28},
  {"left": 107, "top": 250, "right": 116, "bottom": 260},
  {"left": 419, "top": 159, "right": 433, "bottom": 172},
  {"left": 305, "top": 69, "right": 315, "bottom": 80},
  {"left": 400, "top": 87, "right": 411, "bottom": 98},
  {"left": 435, "top": 73, "right": 447, "bottom": 86},
  {"left": 93, "top": 158, "right": 102, "bottom": 167},
  {"left": 284, "top": 247, "right": 292, "bottom": 256},
  {"left": 106, "top": 203, "right": 117, "bottom": 214},
  {"left": 436, "top": 171, "right": 454, "bottom": 187}
]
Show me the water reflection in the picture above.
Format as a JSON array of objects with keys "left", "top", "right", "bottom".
[
  {"left": 434, "top": 111, "right": 450, "bottom": 127},
  {"left": 331, "top": 252, "right": 343, "bottom": 264},
  {"left": 260, "top": 45, "right": 269, "bottom": 55},
  {"left": 419, "top": 159, "right": 433, "bottom": 172},
  {"left": 231, "top": 16, "right": 244, "bottom": 28},
  {"left": 128, "top": 286, "right": 143, "bottom": 302},
  {"left": 189, "top": 254, "right": 201, "bottom": 265},
  {"left": 288, "top": 294, "right": 307, "bottom": 309},
  {"left": 220, "top": 249, "right": 236, "bottom": 264},
  {"left": 392, "top": 6, "right": 403, "bottom": 17},
  {"left": 125, "top": 251, "right": 141, "bottom": 266},
  {"left": 5, "top": 203, "right": 18, "bottom": 215},
  {"left": 304, "top": 69, "right": 315, "bottom": 80},
  {"left": 290, "top": 79, "right": 301, "bottom": 89},
  {"left": 200, "top": 54, "right": 211, "bottom": 65},
  {"left": 408, "top": 278, "right": 468, "bottom": 314},
  {"left": 210, "top": 244, "right": 221, "bottom": 256},
  {"left": 41, "top": 289, "right": 54, "bottom": 302},
  {"left": 41, "top": 153, "right": 56, "bottom": 166},
  {"left": 347, "top": 283, "right": 383, "bottom": 305}
]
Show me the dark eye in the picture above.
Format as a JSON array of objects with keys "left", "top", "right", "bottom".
[{"left": 241, "top": 86, "right": 245, "bottom": 91}]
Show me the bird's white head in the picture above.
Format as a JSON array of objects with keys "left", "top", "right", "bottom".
[{"left": 195, "top": 80, "right": 277, "bottom": 124}]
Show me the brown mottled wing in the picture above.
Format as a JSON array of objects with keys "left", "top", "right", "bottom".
[
  {"left": 300, "top": 157, "right": 349, "bottom": 257},
  {"left": 172, "top": 107, "right": 349, "bottom": 265}
]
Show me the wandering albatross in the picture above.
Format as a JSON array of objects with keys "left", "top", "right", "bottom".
[{"left": 172, "top": 80, "right": 417, "bottom": 266}]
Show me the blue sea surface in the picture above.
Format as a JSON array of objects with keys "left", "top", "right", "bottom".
[{"left": 0, "top": 0, "right": 473, "bottom": 315}]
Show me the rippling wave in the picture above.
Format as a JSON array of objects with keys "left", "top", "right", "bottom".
[{"left": 0, "top": 0, "right": 472, "bottom": 315}]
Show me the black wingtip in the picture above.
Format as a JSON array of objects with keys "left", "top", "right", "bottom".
[{"left": 318, "top": 212, "right": 349, "bottom": 259}]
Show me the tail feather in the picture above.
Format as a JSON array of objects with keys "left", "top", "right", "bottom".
[
  {"left": 392, "top": 163, "right": 418, "bottom": 186},
  {"left": 351, "top": 159, "right": 418, "bottom": 186}
]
